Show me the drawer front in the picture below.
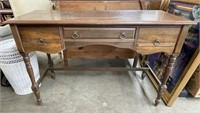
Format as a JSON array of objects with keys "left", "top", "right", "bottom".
[
  {"left": 63, "top": 28, "right": 136, "bottom": 39},
  {"left": 18, "top": 27, "right": 63, "bottom": 53},
  {"left": 136, "top": 27, "right": 181, "bottom": 55},
  {"left": 137, "top": 27, "right": 181, "bottom": 46}
]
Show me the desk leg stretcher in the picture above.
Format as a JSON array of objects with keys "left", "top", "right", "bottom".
[
  {"left": 21, "top": 52, "right": 177, "bottom": 106},
  {"left": 47, "top": 53, "right": 56, "bottom": 79}
]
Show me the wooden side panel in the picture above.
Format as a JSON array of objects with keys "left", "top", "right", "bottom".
[
  {"left": 18, "top": 27, "right": 63, "bottom": 54},
  {"left": 174, "top": 25, "right": 189, "bottom": 54}
]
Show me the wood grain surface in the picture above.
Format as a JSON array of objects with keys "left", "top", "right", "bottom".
[{"left": 5, "top": 10, "right": 195, "bottom": 25}]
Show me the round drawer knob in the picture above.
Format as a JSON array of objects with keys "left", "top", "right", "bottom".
[
  {"left": 154, "top": 39, "right": 160, "bottom": 46},
  {"left": 72, "top": 31, "right": 80, "bottom": 39},
  {"left": 119, "top": 32, "right": 127, "bottom": 39},
  {"left": 38, "top": 38, "right": 46, "bottom": 45}
]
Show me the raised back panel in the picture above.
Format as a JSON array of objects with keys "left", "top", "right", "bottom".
[{"left": 55, "top": 0, "right": 146, "bottom": 11}]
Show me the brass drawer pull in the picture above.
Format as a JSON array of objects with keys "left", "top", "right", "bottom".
[
  {"left": 38, "top": 38, "right": 46, "bottom": 45},
  {"left": 72, "top": 31, "right": 80, "bottom": 39},
  {"left": 119, "top": 32, "right": 127, "bottom": 39},
  {"left": 154, "top": 39, "right": 160, "bottom": 46}
]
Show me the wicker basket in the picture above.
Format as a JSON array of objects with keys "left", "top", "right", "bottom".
[{"left": 0, "top": 39, "right": 40, "bottom": 95}]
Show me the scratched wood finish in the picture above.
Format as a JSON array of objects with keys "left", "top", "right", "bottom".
[
  {"left": 5, "top": 10, "right": 194, "bottom": 25},
  {"left": 136, "top": 27, "right": 181, "bottom": 55},
  {"left": 18, "top": 27, "right": 63, "bottom": 54},
  {"left": 138, "top": 27, "right": 181, "bottom": 44},
  {"left": 136, "top": 46, "right": 174, "bottom": 55},
  {"left": 64, "top": 42, "right": 135, "bottom": 50},
  {"left": 5, "top": 9, "right": 195, "bottom": 106},
  {"left": 65, "top": 46, "right": 134, "bottom": 59},
  {"left": 55, "top": 1, "right": 143, "bottom": 11}
]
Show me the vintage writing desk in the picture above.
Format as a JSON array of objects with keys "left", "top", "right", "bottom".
[
  {"left": 5, "top": 10, "right": 195, "bottom": 106},
  {"left": 54, "top": 0, "right": 147, "bottom": 67}
]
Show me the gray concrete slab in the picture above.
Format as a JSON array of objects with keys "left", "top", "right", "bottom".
[{"left": 0, "top": 52, "right": 200, "bottom": 113}]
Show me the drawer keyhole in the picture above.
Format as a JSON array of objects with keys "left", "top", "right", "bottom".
[
  {"left": 120, "top": 32, "right": 127, "bottom": 39},
  {"left": 72, "top": 31, "right": 80, "bottom": 39},
  {"left": 38, "top": 38, "right": 46, "bottom": 45},
  {"left": 154, "top": 39, "right": 160, "bottom": 46}
]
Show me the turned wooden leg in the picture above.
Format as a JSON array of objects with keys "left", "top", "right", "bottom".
[
  {"left": 132, "top": 52, "right": 139, "bottom": 76},
  {"left": 141, "top": 71, "right": 146, "bottom": 80},
  {"left": 21, "top": 52, "right": 42, "bottom": 105},
  {"left": 141, "top": 61, "right": 149, "bottom": 80},
  {"left": 155, "top": 54, "right": 177, "bottom": 106},
  {"left": 47, "top": 53, "right": 55, "bottom": 79},
  {"left": 58, "top": 52, "right": 63, "bottom": 63},
  {"left": 63, "top": 50, "right": 70, "bottom": 67},
  {"left": 133, "top": 52, "right": 138, "bottom": 68}
]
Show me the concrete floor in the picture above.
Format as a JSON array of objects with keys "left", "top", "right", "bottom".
[{"left": 1, "top": 52, "right": 200, "bottom": 113}]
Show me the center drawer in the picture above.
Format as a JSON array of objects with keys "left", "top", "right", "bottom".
[{"left": 63, "top": 28, "right": 136, "bottom": 39}]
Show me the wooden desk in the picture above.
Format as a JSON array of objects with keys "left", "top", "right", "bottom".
[
  {"left": 5, "top": 10, "right": 194, "bottom": 106},
  {"left": 54, "top": 0, "right": 147, "bottom": 63}
]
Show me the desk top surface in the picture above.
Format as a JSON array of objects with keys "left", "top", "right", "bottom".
[{"left": 5, "top": 10, "right": 195, "bottom": 25}]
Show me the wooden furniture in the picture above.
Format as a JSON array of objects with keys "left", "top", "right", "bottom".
[
  {"left": 144, "top": 1, "right": 199, "bottom": 106},
  {"left": 53, "top": 0, "right": 147, "bottom": 67},
  {"left": 5, "top": 10, "right": 194, "bottom": 106}
]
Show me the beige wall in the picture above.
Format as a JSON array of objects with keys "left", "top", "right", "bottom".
[{"left": 9, "top": 0, "right": 52, "bottom": 17}]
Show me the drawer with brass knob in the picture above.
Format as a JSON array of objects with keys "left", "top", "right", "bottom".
[
  {"left": 63, "top": 28, "right": 136, "bottom": 40},
  {"left": 18, "top": 27, "right": 63, "bottom": 54},
  {"left": 136, "top": 27, "right": 182, "bottom": 55}
]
